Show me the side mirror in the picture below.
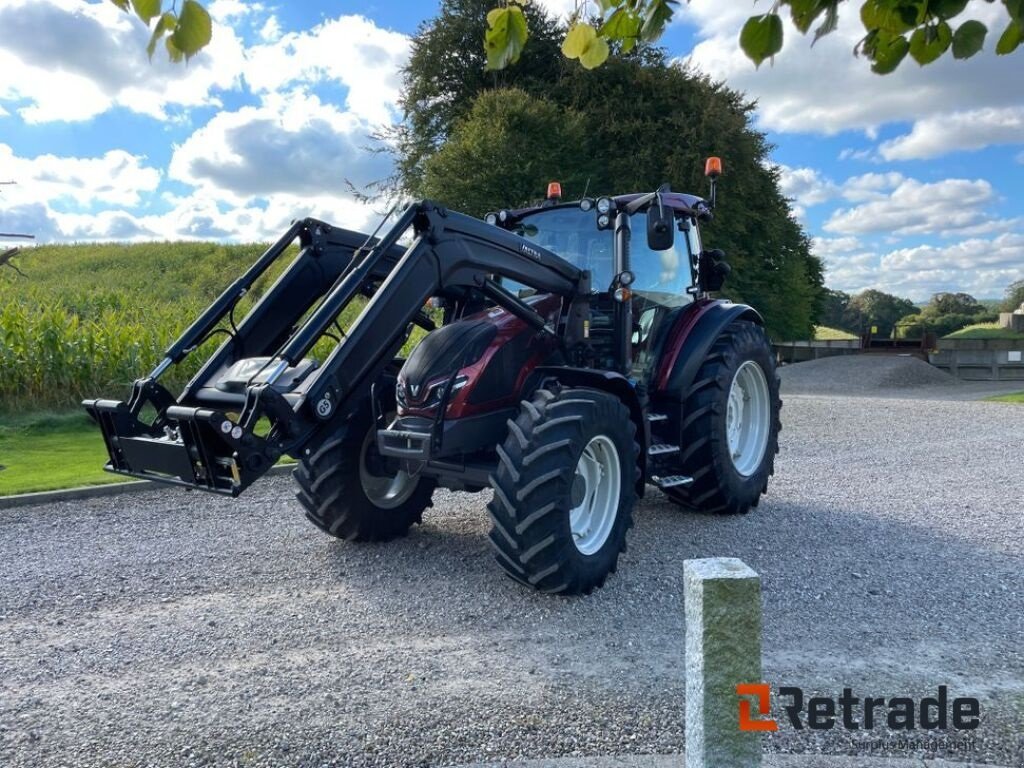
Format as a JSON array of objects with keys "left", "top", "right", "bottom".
[{"left": 646, "top": 201, "right": 675, "bottom": 251}]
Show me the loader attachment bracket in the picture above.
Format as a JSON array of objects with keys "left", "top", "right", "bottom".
[{"left": 83, "top": 397, "right": 276, "bottom": 496}]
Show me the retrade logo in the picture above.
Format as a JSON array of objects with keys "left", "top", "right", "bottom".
[
  {"left": 737, "top": 684, "right": 980, "bottom": 732},
  {"left": 737, "top": 683, "right": 778, "bottom": 731}
]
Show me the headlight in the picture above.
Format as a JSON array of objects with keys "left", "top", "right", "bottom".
[
  {"left": 596, "top": 197, "right": 613, "bottom": 215},
  {"left": 597, "top": 214, "right": 610, "bottom": 229},
  {"left": 580, "top": 198, "right": 594, "bottom": 212},
  {"left": 485, "top": 212, "right": 498, "bottom": 225}
]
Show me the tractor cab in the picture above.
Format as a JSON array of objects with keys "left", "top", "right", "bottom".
[{"left": 484, "top": 164, "right": 724, "bottom": 382}]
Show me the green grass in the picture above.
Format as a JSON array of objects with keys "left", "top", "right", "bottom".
[
  {"left": 985, "top": 391, "right": 1024, "bottom": 404},
  {"left": 813, "top": 325, "right": 858, "bottom": 340},
  {"left": 944, "top": 322, "right": 1024, "bottom": 340},
  {"left": 0, "top": 410, "right": 296, "bottom": 496},
  {"left": 0, "top": 411, "right": 126, "bottom": 496}
]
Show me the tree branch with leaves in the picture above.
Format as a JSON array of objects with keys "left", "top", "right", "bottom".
[
  {"left": 484, "top": 0, "right": 1023, "bottom": 74},
  {"left": 108, "top": 0, "right": 211, "bottom": 62}
]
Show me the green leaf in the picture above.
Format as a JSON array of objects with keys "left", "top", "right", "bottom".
[
  {"left": 812, "top": 3, "right": 839, "bottom": 44},
  {"left": 579, "top": 35, "right": 610, "bottom": 68},
  {"left": 930, "top": 0, "right": 969, "bottom": 20},
  {"left": 165, "top": 35, "right": 184, "bottom": 63},
  {"left": 789, "top": 0, "right": 825, "bottom": 34},
  {"left": 600, "top": 7, "right": 641, "bottom": 45},
  {"left": 860, "top": 0, "right": 914, "bottom": 34},
  {"left": 640, "top": 0, "right": 676, "bottom": 43},
  {"left": 995, "top": 18, "right": 1022, "bottom": 54},
  {"left": 1006, "top": 0, "right": 1024, "bottom": 23},
  {"left": 108, "top": 0, "right": 130, "bottom": 11},
  {"left": 170, "top": 0, "right": 212, "bottom": 60},
  {"left": 951, "top": 19, "right": 987, "bottom": 59},
  {"left": 562, "top": 22, "right": 596, "bottom": 58},
  {"left": 486, "top": 6, "right": 529, "bottom": 69},
  {"left": 908, "top": 21, "right": 952, "bottom": 64},
  {"left": 740, "top": 13, "right": 784, "bottom": 66},
  {"left": 146, "top": 11, "right": 176, "bottom": 59},
  {"left": 131, "top": 0, "right": 161, "bottom": 25},
  {"left": 871, "top": 33, "right": 909, "bottom": 73}
]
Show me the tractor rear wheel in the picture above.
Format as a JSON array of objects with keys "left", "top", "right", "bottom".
[
  {"left": 487, "top": 387, "right": 639, "bottom": 595},
  {"left": 665, "top": 319, "right": 781, "bottom": 514},
  {"left": 294, "top": 397, "right": 435, "bottom": 541}
]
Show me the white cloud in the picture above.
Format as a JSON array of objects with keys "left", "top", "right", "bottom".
[
  {"left": 776, "top": 165, "right": 839, "bottom": 208},
  {"left": 0, "top": 0, "right": 245, "bottom": 123},
  {"left": 244, "top": 15, "right": 410, "bottom": 127},
  {"left": 169, "top": 90, "right": 392, "bottom": 203},
  {"left": 0, "top": 144, "right": 161, "bottom": 207},
  {"left": 812, "top": 236, "right": 862, "bottom": 259},
  {"left": 0, "top": 202, "right": 63, "bottom": 241},
  {"left": 840, "top": 172, "right": 904, "bottom": 202},
  {"left": 259, "top": 16, "right": 282, "bottom": 43},
  {"left": 532, "top": 0, "right": 579, "bottom": 21},
  {"left": 879, "top": 107, "right": 1024, "bottom": 160},
  {"left": 822, "top": 234, "right": 1024, "bottom": 301},
  {"left": 682, "top": 0, "right": 1023, "bottom": 156},
  {"left": 208, "top": 0, "right": 263, "bottom": 23},
  {"left": 824, "top": 177, "right": 1001, "bottom": 237},
  {"left": 882, "top": 233, "right": 1024, "bottom": 272}
]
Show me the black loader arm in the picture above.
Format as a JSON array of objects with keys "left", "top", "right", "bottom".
[{"left": 83, "top": 201, "right": 591, "bottom": 496}]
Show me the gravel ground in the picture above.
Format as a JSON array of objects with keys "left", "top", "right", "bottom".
[
  {"left": 778, "top": 355, "right": 1024, "bottom": 400},
  {"left": 1, "top": 378, "right": 1022, "bottom": 767}
]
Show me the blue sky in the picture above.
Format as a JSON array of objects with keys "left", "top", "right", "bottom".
[{"left": 0, "top": 0, "right": 1022, "bottom": 301}]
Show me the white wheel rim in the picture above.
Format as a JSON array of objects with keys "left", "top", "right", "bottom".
[
  {"left": 358, "top": 427, "right": 417, "bottom": 509},
  {"left": 726, "top": 360, "right": 771, "bottom": 477},
  {"left": 569, "top": 435, "right": 621, "bottom": 556}
]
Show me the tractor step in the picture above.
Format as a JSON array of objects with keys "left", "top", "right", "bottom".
[
  {"left": 647, "top": 412, "right": 668, "bottom": 423},
  {"left": 652, "top": 474, "right": 694, "bottom": 489},
  {"left": 648, "top": 443, "right": 680, "bottom": 456}
]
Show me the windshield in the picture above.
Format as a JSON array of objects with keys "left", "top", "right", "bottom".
[{"left": 513, "top": 206, "right": 694, "bottom": 307}]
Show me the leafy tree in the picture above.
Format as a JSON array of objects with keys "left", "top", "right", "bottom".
[
  {"left": 843, "top": 289, "right": 918, "bottom": 336},
  {"left": 922, "top": 291, "right": 987, "bottom": 317},
  {"left": 420, "top": 88, "right": 593, "bottom": 216},
  {"left": 1000, "top": 278, "right": 1024, "bottom": 312},
  {"left": 402, "top": 1, "right": 825, "bottom": 340},
  {"left": 819, "top": 288, "right": 852, "bottom": 330},
  {"left": 912, "top": 290, "right": 994, "bottom": 335},
  {"left": 395, "top": 0, "right": 566, "bottom": 196},
  {"left": 483, "top": 0, "right": 1023, "bottom": 75}
]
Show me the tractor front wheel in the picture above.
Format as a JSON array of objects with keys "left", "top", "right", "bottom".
[
  {"left": 487, "top": 387, "right": 639, "bottom": 595},
  {"left": 294, "top": 398, "right": 435, "bottom": 541},
  {"left": 665, "top": 319, "right": 781, "bottom": 514}
]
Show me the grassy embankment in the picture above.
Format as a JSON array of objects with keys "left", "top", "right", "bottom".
[
  {"left": 0, "top": 242, "right": 393, "bottom": 495},
  {"left": 944, "top": 322, "right": 1024, "bottom": 340},
  {"left": 813, "top": 325, "right": 858, "bottom": 340}
]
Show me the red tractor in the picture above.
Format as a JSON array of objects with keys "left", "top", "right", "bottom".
[{"left": 85, "top": 159, "right": 781, "bottom": 595}]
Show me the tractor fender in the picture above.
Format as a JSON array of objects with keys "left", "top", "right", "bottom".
[
  {"left": 529, "top": 366, "right": 648, "bottom": 496},
  {"left": 654, "top": 299, "right": 764, "bottom": 402}
]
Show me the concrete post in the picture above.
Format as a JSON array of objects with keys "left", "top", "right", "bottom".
[{"left": 684, "top": 557, "right": 763, "bottom": 768}]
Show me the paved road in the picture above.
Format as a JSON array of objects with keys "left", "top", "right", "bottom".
[{"left": 1, "top": 392, "right": 1022, "bottom": 767}]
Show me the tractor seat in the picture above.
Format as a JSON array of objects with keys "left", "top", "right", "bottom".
[{"left": 213, "top": 357, "right": 318, "bottom": 394}]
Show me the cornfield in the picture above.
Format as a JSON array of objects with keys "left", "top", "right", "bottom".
[{"left": 0, "top": 242, "right": 407, "bottom": 414}]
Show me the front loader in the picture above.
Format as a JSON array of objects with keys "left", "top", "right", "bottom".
[{"left": 85, "top": 159, "right": 781, "bottom": 595}]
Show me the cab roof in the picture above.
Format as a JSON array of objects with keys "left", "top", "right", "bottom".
[{"left": 512, "top": 191, "right": 706, "bottom": 218}]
